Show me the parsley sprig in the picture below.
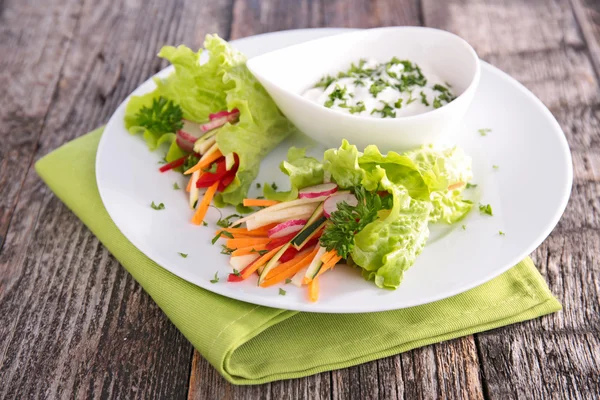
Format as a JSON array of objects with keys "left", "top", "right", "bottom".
[
  {"left": 320, "top": 187, "right": 391, "bottom": 258},
  {"left": 133, "top": 97, "right": 183, "bottom": 135}
]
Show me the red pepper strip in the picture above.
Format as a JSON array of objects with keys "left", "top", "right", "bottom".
[
  {"left": 196, "top": 157, "right": 227, "bottom": 188},
  {"left": 217, "top": 157, "right": 240, "bottom": 192},
  {"left": 159, "top": 155, "right": 188, "bottom": 173},
  {"left": 265, "top": 232, "right": 298, "bottom": 250},
  {"left": 227, "top": 254, "right": 258, "bottom": 282}
]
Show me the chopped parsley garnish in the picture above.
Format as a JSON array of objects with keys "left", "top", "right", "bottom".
[
  {"left": 217, "top": 214, "right": 242, "bottom": 228},
  {"left": 211, "top": 230, "right": 234, "bottom": 245},
  {"left": 340, "top": 101, "right": 366, "bottom": 114},
  {"left": 173, "top": 182, "right": 181, "bottom": 190},
  {"left": 420, "top": 91, "right": 430, "bottom": 106},
  {"left": 183, "top": 154, "right": 200, "bottom": 171},
  {"left": 133, "top": 97, "right": 183, "bottom": 135},
  {"left": 271, "top": 182, "right": 278, "bottom": 191},
  {"left": 256, "top": 183, "right": 261, "bottom": 189},
  {"left": 325, "top": 85, "right": 348, "bottom": 107},
  {"left": 462, "top": 225, "right": 467, "bottom": 230},
  {"left": 202, "top": 221, "right": 208, "bottom": 227},
  {"left": 314, "top": 75, "right": 335, "bottom": 89},
  {"left": 150, "top": 201, "right": 165, "bottom": 210},
  {"left": 493, "top": 165, "right": 499, "bottom": 169},
  {"left": 369, "top": 80, "right": 388, "bottom": 97},
  {"left": 178, "top": 252, "right": 188, "bottom": 258},
  {"left": 353, "top": 79, "right": 365, "bottom": 87},
  {"left": 203, "top": 163, "right": 218, "bottom": 173},
  {"left": 371, "top": 101, "right": 396, "bottom": 118},
  {"left": 320, "top": 187, "right": 391, "bottom": 258},
  {"left": 279, "top": 288, "right": 286, "bottom": 296},
  {"left": 433, "top": 97, "right": 442, "bottom": 109},
  {"left": 432, "top": 84, "right": 456, "bottom": 109},
  {"left": 499, "top": 231, "right": 506, "bottom": 236},
  {"left": 406, "top": 92, "right": 416, "bottom": 105},
  {"left": 479, "top": 203, "right": 493, "bottom": 216},
  {"left": 210, "top": 272, "right": 219, "bottom": 284},
  {"left": 251, "top": 248, "right": 269, "bottom": 256},
  {"left": 221, "top": 245, "right": 234, "bottom": 255},
  {"left": 466, "top": 183, "right": 478, "bottom": 189},
  {"left": 285, "top": 278, "right": 292, "bottom": 284},
  {"left": 478, "top": 128, "right": 492, "bottom": 136},
  {"left": 232, "top": 269, "right": 242, "bottom": 277}
]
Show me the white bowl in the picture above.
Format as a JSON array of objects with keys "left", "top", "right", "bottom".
[{"left": 246, "top": 27, "right": 481, "bottom": 152}]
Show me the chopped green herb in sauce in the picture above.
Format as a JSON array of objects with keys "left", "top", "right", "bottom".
[{"left": 304, "top": 58, "right": 455, "bottom": 118}]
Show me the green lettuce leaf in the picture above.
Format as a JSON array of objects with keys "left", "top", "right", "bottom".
[
  {"left": 429, "top": 190, "right": 473, "bottom": 224},
  {"left": 323, "top": 139, "right": 364, "bottom": 189},
  {"left": 263, "top": 147, "right": 324, "bottom": 201},
  {"left": 351, "top": 170, "right": 432, "bottom": 289}
]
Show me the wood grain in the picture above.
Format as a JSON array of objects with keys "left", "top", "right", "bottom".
[
  {"left": 0, "top": 0, "right": 232, "bottom": 398},
  {"left": 1, "top": 0, "right": 599, "bottom": 399}
]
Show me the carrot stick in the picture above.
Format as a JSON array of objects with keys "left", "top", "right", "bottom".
[
  {"left": 231, "top": 244, "right": 268, "bottom": 257},
  {"left": 320, "top": 249, "right": 337, "bottom": 264},
  {"left": 308, "top": 277, "right": 319, "bottom": 302},
  {"left": 191, "top": 182, "right": 218, "bottom": 225},
  {"left": 243, "top": 199, "right": 280, "bottom": 207},
  {"left": 316, "top": 255, "right": 343, "bottom": 278},
  {"left": 226, "top": 237, "right": 271, "bottom": 249},
  {"left": 184, "top": 149, "right": 223, "bottom": 175},
  {"left": 260, "top": 247, "right": 319, "bottom": 287},
  {"left": 240, "top": 245, "right": 284, "bottom": 279},
  {"left": 216, "top": 225, "right": 275, "bottom": 238}
]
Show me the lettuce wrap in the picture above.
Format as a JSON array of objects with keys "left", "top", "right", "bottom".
[{"left": 124, "top": 35, "right": 294, "bottom": 206}]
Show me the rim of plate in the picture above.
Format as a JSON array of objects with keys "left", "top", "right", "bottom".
[{"left": 96, "top": 28, "right": 572, "bottom": 313}]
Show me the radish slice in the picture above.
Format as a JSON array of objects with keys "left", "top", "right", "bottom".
[
  {"left": 267, "top": 219, "right": 307, "bottom": 238},
  {"left": 298, "top": 183, "right": 338, "bottom": 199},
  {"left": 201, "top": 112, "right": 240, "bottom": 132},
  {"left": 177, "top": 120, "right": 205, "bottom": 152},
  {"left": 324, "top": 192, "right": 358, "bottom": 218},
  {"left": 209, "top": 108, "right": 239, "bottom": 121}
]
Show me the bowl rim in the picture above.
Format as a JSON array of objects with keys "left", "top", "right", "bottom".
[{"left": 246, "top": 26, "right": 481, "bottom": 123}]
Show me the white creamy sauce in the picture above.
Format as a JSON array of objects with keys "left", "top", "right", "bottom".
[{"left": 303, "top": 58, "right": 455, "bottom": 118}]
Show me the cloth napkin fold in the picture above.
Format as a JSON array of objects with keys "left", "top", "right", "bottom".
[{"left": 35, "top": 128, "right": 561, "bottom": 385}]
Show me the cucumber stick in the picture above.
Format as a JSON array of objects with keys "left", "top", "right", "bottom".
[
  {"left": 257, "top": 243, "right": 290, "bottom": 285},
  {"left": 305, "top": 246, "right": 327, "bottom": 281}
]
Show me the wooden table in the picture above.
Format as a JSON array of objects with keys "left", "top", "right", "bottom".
[{"left": 1, "top": 0, "right": 599, "bottom": 398}]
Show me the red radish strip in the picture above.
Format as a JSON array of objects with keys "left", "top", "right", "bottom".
[
  {"left": 177, "top": 120, "right": 205, "bottom": 152},
  {"left": 298, "top": 183, "right": 338, "bottom": 199},
  {"left": 324, "top": 192, "right": 358, "bottom": 218},
  {"left": 159, "top": 155, "right": 188, "bottom": 173},
  {"left": 265, "top": 232, "right": 299, "bottom": 250},
  {"left": 209, "top": 108, "right": 239, "bottom": 121},
  {"left": 279, "top": 237, "right": 319, "bottom": 263},
  {"left": 200, "top": 112, "right": 239, "bottom": 132},
  {"left": 267, "top": 219, "right": 307, "bottom": 239}
]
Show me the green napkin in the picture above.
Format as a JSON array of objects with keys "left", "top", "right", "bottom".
[{"left": 35, "top": 128, "right": 561, "bottom": 385}]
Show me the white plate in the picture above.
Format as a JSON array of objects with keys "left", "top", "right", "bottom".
[{"left": 96, "top": 28, "right": 572, "bottom": 313}]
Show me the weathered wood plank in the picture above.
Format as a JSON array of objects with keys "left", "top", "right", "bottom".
[
  {"left": 422, "top": 0, "right": 583, "bottom": 57},
  {"left": 425, "top": 1, "right": 600, "bottom": 399},
  {"left": 0, "top": 0, "right": 232, "bottom": 398},
  {"left": 571, "top": 0, "right": 600, "bottom": 80},
  {"left": 0, "top": 0, "right": 81, "bottom": 255}
]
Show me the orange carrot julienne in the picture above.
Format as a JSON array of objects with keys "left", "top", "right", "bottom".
[
  {"left": 320, "top": 249, "right": 337, "bottom": 264},
  {"left": 316, "top": 255, "right": 343, "bottom": 278},
  {"left": 240, "top": 245, "right": 284, "bottom": 279},
  {"left": 216, "top": 225, "right": 274, "bottom": 238},
  {"left": 184, "top": 150, "right": 223, "bottom": 175},
  {"left": 264, "top": 247, "right": 315, "bottom": 280},
  {"left": 226, "top": 237, "right": 271, "bottom": 249},
  {"left": 231, "top": 244, "right": 268, "bottom": 257},
  {"left": 243, "top": 199, "right": 280, "bottom": 207},
  {"left": 191, "top": 181, "right": 218, "bottom": 225},
  {"left": 308, "top": 277, "right": 319, "bottom": 302},
  {"left": 260, "top": 247, "right": 319, "bottom": 287}
]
